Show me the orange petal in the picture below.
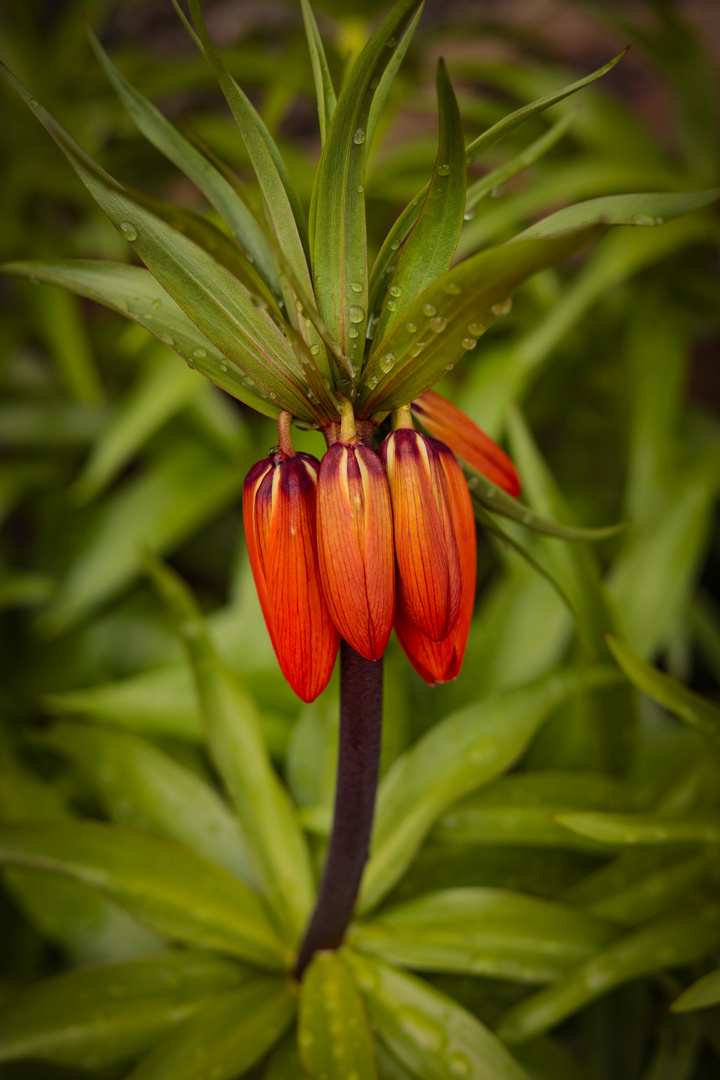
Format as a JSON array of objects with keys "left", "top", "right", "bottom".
[
  {"left": 395, "top": 441, "right": 476, "bottom": 684},
  {"left": 379, "top": 429, "right": 461, "bottom": 643},
  {"left": 317, "top": 443, "right": 395, "bottom": 661},
  {"left": 265, "top": 455, "right": 339, "bottom": 702},
  {"left": 412, "top": 389, "right": 521, "bottom": 496},
  {"left": 242, "top": 457, "right": 274, "bottom": 629}
]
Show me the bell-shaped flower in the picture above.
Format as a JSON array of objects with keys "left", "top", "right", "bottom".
[
  {"left": 317, "top": 436, "right": 395, "bottom": 662},
  {"left": 412, "top": 389, "right": 521, "bottom": 496},
  {"left": 394, "top": 438, "right": 476, "bottom": 683},
  {"left": 379, "top": 424, "right": 461, "bottom": 643},
  {"left": 243, "top": 449, "right": 339, "bottom": 702}
]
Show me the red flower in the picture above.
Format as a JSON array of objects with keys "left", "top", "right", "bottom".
[
  {"left": 412, "top": 389, "right": 521, "bottom": 496},
  {"left": 379, "top": 427, "right": 461, "bottom": 643},
  {"left": 317, "top": 440, "right": 395, "bottom": 662},
  {"left": 243, "top": 450, "right": 339, "bottom": 702},
  {"left": 394, "top": 438, "right": 476, "bottom": 683}
]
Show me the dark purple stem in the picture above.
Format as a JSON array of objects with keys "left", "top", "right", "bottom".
[{"left": 295, "top": 640, "right": 383, "bottom": 977}]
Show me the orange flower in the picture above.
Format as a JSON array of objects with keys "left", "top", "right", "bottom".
[
  {"left": 394, "top": 438, "right": 476, "bottom": 683},
  {"left": 412, "top": 389, "right": 521, "bottom": 496},
  {"left": 317, "top": 440, "right": 395, "bottom": 662},
  {"left": 379, "top": 427, "right": 461, "bottom": 643},
  {"left": 243, "top": 450, "right": 339, "bottom": 702}
]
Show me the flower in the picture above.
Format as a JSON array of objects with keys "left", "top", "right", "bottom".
[
  {"left": 394, "top": 437, "right": 477, "bottom": 683},
  {"left": 379, "top": 423, "right": 462, "bottom": 643},
  {"left": 243, "top": 447, "right": 339, "bottom": 703},
  {"left": 412, "top": 389, "right": 521, "bottom": 496},
  {"left": 317, "top": 435, "right": 395, "bottom": 662}
]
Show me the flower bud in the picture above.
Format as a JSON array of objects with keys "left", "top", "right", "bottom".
[
  {"left": 317, "top": 441, "right": 395, "bottom": 661},
  {"left": 243, "top": 451, "right": 339, "bottom": 702},
  {"left": 412, "top": 389, "right": 521, "bottom": 496},
  {"left": 379, "top": 428, "right": 461, "bottom": 643},
  {"left": 394, "top": 439, "right": 476, "bottom": 683}
]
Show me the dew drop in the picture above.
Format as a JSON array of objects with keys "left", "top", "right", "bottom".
[
  {"left": 219, "top": 362, "right": 228, "bottom": 373},
  {"left": 437, "top": 163, "right": 451, "bottom": 176},
  {"left": 296, "top": 299, "right": 304, "bottom": 313},
  {"left": 310, "top": 343, "right": 321, "bottom": 355},
  {"left": 349, "top": 327, "right": 359, "bottom": 339},
  {"left": 387, "top": 300, "right": 397, "bottom": 311},
  {"left": 389, "top": 285, "right": 403, "bottom": 298},
  {"left": 356, "top": 184, "right": 364, "bottom": 193},
  {"left": 491, "top": 298, "right": 513, "bottom": 317},
  {"left": 390, "top": 241, "right": 400, "bottom": 251},
  {"left": 349, "top": 304, "right": 364, "bottom": 324},
  {"left": 152, "top": 298, "right": 162, "bottom": 309},
  {"left": 430, "top": 316, "right": 448, "bottom": 334},
  {"left": 422, "top": 303, "right": 437, "bottom": 317},
  {"left": 269, "top": 392, "right": 277, "bottom": 399},
  {"left": 633, "top": 213, "right": 655, "bottom": 226},
  {"left": 461, "top": 337, "right": 477, "bottom": 350},
  {"left": 353, "top": 128, "right": 366, "bottom": 145},
  {"left": 380, "top": 352, "right": 396, "bottom": 373},
  {"left": 397, "top": 1007, "right": 448, "bottom": 1053},
  {"left": 119, "top": 221, "right": 138, "bottom": 241},
  {"left": 491, "top": 184, "right": 504, "bottom": 198},
  {"left": 367, "top": 375, "right": 379, "bottom": 389},
  {"left": 448, "top": 1051, "right": 472, "bottom": 1076},
  {"left": 410, "top": 341, "right": 426, "bottom": 358},
  {"left": 463, "top": 209, "right": 475, "bottom": 221},
  {"left": 406, "top": 321, "right": 417, "bottom": 333},
  {"left": 161, "top": 336, "right": 174, "bottom": 347},
  {"left": 445, "top": 362, "right": 454, "bottom": 370},
  {"left": 350, "top": 281, "right": 363, "bottom": 293},
  {"left": 468, "top": 322, "right": 485, "bottom": 336},
  {"left": 29, "top": 98, "right": 38, "bottom": 108},
  {"left": 192, "top": 347, "right": 207, "bottom": 359},
  {"left": 305, "top": 317, "right": 312, "bottom": 328},
  {"left": 444, "top": 282, "right": 462, "bottom": 295}
]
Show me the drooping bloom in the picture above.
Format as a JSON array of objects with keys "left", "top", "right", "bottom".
[
  {"left": 394, "top": 438, "right": 477, "bottom": 683},
  {"left": 379, "top": 426, "right": 461, "bottom": 643},
  {"left": 412, "top": 389, "right": 521, "bottom": 496},
  {"left": 243, "top": 450, "right": 339, "bottom": 702},
  {"left": 317, "top": 439, "right": 395, "bottom": 661}
]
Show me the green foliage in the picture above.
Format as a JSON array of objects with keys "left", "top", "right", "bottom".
[{"left": 0, "top": 0, "right": 719, "bottom": 1076}]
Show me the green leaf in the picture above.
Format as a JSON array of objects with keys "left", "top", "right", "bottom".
[
  {"left": 513, "top": 188, "right": 719, "bottom": 241},
  {"left": 0, "top": 821, "right": 287, "bottom": 968},
  {"left": 42, "top": 721, "right": 260, "bottom": 890},
  {"left": 299, "top": 951, "right": 378, "bottom": 1079},
  {"left": 374, "top": 59, "right": 465, "bottom": 343},
  {"left": 672, "top": 968, "right": 720, "bottom": 1013},
  {"left": 349, "top": 887, "right": 617, "bottom": 983},
  {"left": 432, "top": 771, "right": 630, "bottom": 852},
  {"left": 0, "top": 951, "right": 249, "bottom": 1068},
  {"left": 359, "top": 665, "right": 620, "bottom": 913},
  {"left": 266, "top": 1034, "right": 306, "bottom": 1079},
  {"left": 35, "top": 285, "right": 103, "bottom": 404},
  {"left": 368, "top": 49, "right": 629, "bottom": 304},
  {"left": 0, "top": 64, "right": 319, "bottom": 421},
  {"left": 311, "top": 0, "right": 423, "bottom": 369},
  {"left": 148, "top": 557, "right": 315, "bottom": 944},
  {"left": 126, "top": 977, "right": 295, "bottom": 1080},
  {"left": 365, "top": 7, "right": 423, "bottom": 154},
  {"left": 349, "top": 952, "right": 530, "bottom": 1080},
  {"left": 86, "top": 22, "right": 278, "bottom": 293},
  {"left": 555, "top": 810, "right": 720, "bottom": 846},
  {"left": 301, "top": 0, "right": 336, "bottom": 145},
  {"left": 0, "top": 261, "right": 280, "bottom": 418},
  {"left": 495, "top": 902, "right": 720, "bottom": 1045},
  {"left": 606, "top": 634, "right": 720, "bottom": 750}
]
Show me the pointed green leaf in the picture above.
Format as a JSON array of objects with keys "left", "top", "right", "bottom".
[
  {"left": 365, "top": 7, "right": 422, "bottom": 154},
  {"left": 606, "top": 634, "right": 720, "bottom": 750},
  {"left": 86, "top": 22, "right": 279, "bottom": 292},
  {"left": 555, "top": 810, "right": 720, "bottom": 846},
  {"left": 312, "top": 0, "right": 423, "bottom": 368},
  {"left": 495, "top": 903, "right": 720, "bottom": 1045},
  {"left": 672, "top": 968, "right": 720, "bottom": 1013},
  {"left": 513, "top": 188, "right": 719, "bottom": 241},
  {"left": 126, "top": 978, "right": 296, "bottom": 1080},
  {"left": 148, "top": 557, "right": 315, "bottom": 944},
  {"left": 266, "top": 1034, "right": 306, "bottom": 1079},
  {"left": 350, "top": 888, "right": 617, "bottom": 983},
  {"left": 0, "top": 952, "right": 249, "bottom": 1068},
  {"left": 374, "top": 59, "right": 465, "bottom": 344},
  {"left": 0, "top": 64, "right": 319, "bottom": 421},
  {"left": 0, "top": 822, "right": 287, "bottom": 968},
  {"left": 349, "top": 952, "right": 529, "bottom": 1080},
  {"left": 0, "top": 261, "right": 280, "bottom": 418},
  {"left": 359, "top": 665, "right": 620, "bottom": 913},
  {"left": 299, "top": 951, "right": 378, "bottom": 1079},
  {"left": 42, "top": 721, "right": 260, "bottom": 890},
  {"left": 301, "top": 0, "right": 336, "bottom": 145},
  {"left": 368, "top": 49, "right": 629, "bottom": 304}
]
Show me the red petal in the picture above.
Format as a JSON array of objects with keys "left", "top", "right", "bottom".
[
  {"left": 412, "top": 390, "right": 521, "bottom": 497},
  {"left": 317, "top": 443, "right": 395, "bottom": 661}
]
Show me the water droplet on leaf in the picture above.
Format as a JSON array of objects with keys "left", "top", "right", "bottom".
[
  {"left": 422, "top": 303, "right": 437, "bottom": 317},
  {"left": 389, "top": 285, "right": 403, "bottom": 297},
  {"left": 461, "top": 337, "right": 477, "bottom": 350},
  {"left": 491, "top": 298, "right": 512, "bottom": 316},
  {"left": 380, "top": 352, "right": 396, "bottom": 373},
  {"left": 349, "top": 305, "right": 364, "bottom": 324},
  {"left": 468, "top": 322, "right": 485, "bottom": 336},
  {"left": 119, "top": 221, "right": 138, "bottom": 241},
  {"left": 437, "top": 163, "right": 451, "bottom": 176},
  {"left": 430, "top": 316, "right": 448, "bottom": 333},
  {"left": 353, "top": 128, "right": 366, "bottom": 145}
]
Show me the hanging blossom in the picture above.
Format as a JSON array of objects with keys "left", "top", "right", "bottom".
[{"left": 243, "top": 394, "right": 520, "bottom": 701}]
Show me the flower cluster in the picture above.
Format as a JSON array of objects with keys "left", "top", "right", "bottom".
[{"left": 243, "top": 392, "right": 519, "bottom": 701}]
